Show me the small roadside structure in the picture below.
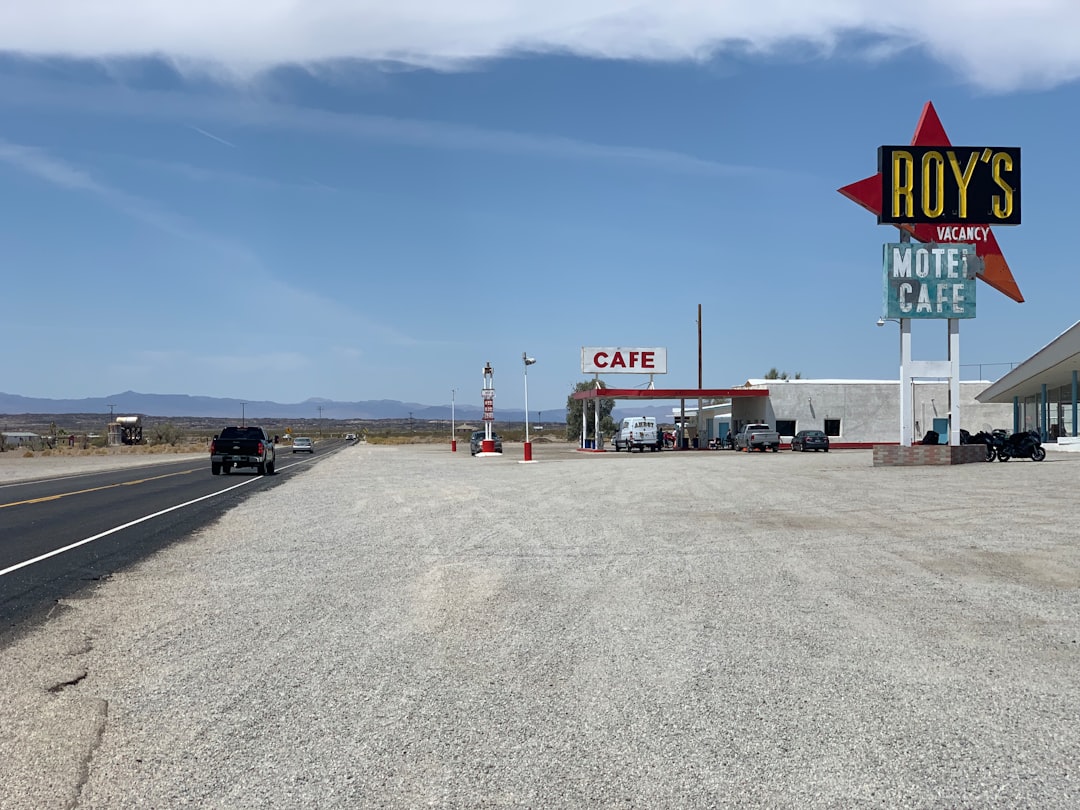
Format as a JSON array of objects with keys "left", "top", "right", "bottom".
[{"left": 1, "top": 431, "right": 39, "bottom": 448}]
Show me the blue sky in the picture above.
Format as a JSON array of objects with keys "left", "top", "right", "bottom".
[{"left": 2, "top": 2, "right": 1080, "bottom": 415}]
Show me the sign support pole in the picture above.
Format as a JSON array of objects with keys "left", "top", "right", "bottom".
[
  {"left": 949, "top": 318, "right": 961, "bottom": 446},
  {"left": 900, "top": 317, "right": 912, "bottom": 446},
  {"left": 581, "top": 400, "right": 587, "bottom": 450},
  {"left": 898, "top": 230, "right": 913, "bottom": 447}
]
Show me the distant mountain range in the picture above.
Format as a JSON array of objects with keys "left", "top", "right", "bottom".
[{"left": 0, "top": 391, "right": 678, "bottom": 422}]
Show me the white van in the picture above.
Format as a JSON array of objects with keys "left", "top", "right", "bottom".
[{"left": 614, "top": 417, "right": 660, "bottom": 452}]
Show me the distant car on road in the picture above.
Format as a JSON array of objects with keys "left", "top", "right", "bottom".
[
  {"left": 292, "top": 437, "right": 314, "bottom": 454},
  {"left": 470, "top": 430, "right": 503, "bottom": 455},
  {"left": 791, "top": 430, "right": 829, "bottom": 452},
  {"left": 344, "top": 433, "right": 357, "bottom": 442}
]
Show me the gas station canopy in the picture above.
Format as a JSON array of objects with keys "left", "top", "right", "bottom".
[{"left": 572, "top": 388, "right": 769, "bottom": 401}]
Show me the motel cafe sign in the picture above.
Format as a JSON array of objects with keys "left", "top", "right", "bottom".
[
  {"left": 581, "top": 347, "right": 668, "bottom": 374},
  {"left": 878, "top": 145, "right": 1020, "bottom": 226},
  {"left": 883, "top": 242, "right": 977, "bottom": 320}
]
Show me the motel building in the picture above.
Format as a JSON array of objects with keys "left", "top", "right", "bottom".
[
  {"left": 691, "top": 379, "right": 1012, "bottom": 449},
  {"left": 587, "top": 374, "right": 1012, "bottom": 450},
  {"left": 662, "top": 321, "right": 1080, "bottom": 450},
  {"left": 976, "top": 320, "right": 1080, "bottom": 449}
]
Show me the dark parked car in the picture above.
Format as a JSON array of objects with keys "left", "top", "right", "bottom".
[
  {"left": 469, "top": 430, "right": 503, "bottom": 455},
  {"left": 791, "top": 429, "right": 829, "bottom": 452}
]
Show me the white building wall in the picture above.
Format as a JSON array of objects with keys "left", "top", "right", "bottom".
[{"left": 729, "top": 380, "right": 1012, "bottom": 445}]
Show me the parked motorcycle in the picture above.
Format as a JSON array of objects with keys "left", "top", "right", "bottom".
[
  {"left": 996, "top": 429, "right": 1046, "bottom": 462},
  {"left": 968, "top": 429, "right": 1005, "bottom": 462}
]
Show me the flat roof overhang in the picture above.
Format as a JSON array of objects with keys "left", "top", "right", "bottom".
[
  {"left": 572, "top": 388, "right": 769, "bottom": 401},
  {"left": 976, "top": 320, "right": 1080, "bottom": 404}
]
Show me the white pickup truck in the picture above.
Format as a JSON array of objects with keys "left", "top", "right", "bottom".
[
  {"left": 736, "top": 423, "right": 781, "bottom": 453},
  {"left": 614, "top": 417, "right": 661, "bottom": 452}
]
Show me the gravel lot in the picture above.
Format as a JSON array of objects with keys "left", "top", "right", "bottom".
[{"left": 2, "top": 442, "right": 1079, "bottom": 808}]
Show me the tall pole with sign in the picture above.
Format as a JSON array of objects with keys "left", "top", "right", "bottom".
[
  {"left": 480, "top": 362, "right": 497, "bottom": 454},
  {"left": 839, "top": 101, "right": 1021, "bottom": 450}
]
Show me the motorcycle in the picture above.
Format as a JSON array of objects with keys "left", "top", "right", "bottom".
[
  {"left": 968, "top": 429, "right": 1005, "bottom": 462},
  {"left": 996, "top": 429, "right": 1046, "bottom": 462}
]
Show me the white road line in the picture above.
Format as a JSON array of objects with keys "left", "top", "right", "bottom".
[{"left": 0, "top": 476, "right": 261, "bottom": 577}]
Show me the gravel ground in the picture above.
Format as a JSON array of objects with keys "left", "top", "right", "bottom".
[{"left": 2, "top": 442, "right": 1079, "bottom": 808}]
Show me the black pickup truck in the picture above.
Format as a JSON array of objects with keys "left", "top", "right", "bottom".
[{"left": 210, "top": 426, "right": 277, "bottom": 475}]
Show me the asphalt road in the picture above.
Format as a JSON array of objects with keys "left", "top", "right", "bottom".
[{"left": 0, "top": 439, "right": 345, "bottom": 631}]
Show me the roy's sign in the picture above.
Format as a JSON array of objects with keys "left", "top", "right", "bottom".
[
  {"left": 878, "top": 145, "right": 1020, "bottom": 226},
  {"left": 582, "top": 346, "right": 667, "bottom": 374},
  {"left": 882, "top": 243, "right": 977, "bottom": 319}
]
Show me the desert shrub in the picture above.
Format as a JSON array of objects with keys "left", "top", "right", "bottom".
[
  {"left": 150, "top": 422, "right": 183, "bottom": 446},
  {"left": 22, "top": 450, "right": 34, "bottom": 458}
]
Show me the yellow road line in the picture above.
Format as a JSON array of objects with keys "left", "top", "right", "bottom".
[{"left": 0, "top": 469, "right": 197, "bottom": 510}]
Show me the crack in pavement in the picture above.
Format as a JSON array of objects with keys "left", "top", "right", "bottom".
[
  {"left": 47, "top": 670, "right": 88, "bottom": 693},
  {"left": 68, "top": 697, "right": 108, "bottom": 810}
]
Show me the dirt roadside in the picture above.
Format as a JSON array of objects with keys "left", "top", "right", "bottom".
[{"left": 0, "top": 450, "right": 208, "bottom": 484}]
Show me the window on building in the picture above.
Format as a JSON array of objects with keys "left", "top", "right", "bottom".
[
  {"left": 775, "top": 419, "right": 796, "bottom": 437},
  {"left": 824, "top": 419, "right": 841, "bottom": 437}
]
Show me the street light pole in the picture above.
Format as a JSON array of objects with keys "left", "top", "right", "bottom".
[
  {"left": 451, "top": 389, "right": 457, "bottom": 452},
  {"left": 522, "top": 352, "right": 536, "bottom": 462},
  {"left": 241, "top": 402, "right": 246, "bottom": 426}
]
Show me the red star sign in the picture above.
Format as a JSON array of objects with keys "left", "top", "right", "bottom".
[{"left": 838, "top": 101, "right": 1023, "bottom": 303}]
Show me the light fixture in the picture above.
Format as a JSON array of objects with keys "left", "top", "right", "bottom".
[{"left": 522, "top": 353, "right": 537, "bottom": 462}]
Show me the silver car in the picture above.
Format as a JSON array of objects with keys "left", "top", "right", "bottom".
[{"left": 292, "top": 437, "right": 314, "bottom": 453}]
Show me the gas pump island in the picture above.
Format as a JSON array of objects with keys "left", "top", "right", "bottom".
[{"left": 839, "top": 101, "right": 1022, "bottom": 461}]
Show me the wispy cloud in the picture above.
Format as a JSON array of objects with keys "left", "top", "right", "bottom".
[
  {"left": 120, "top": 154, "right": 329, "bottom": 193},
  {"left": 0, "top": 136, "right": 255, "bottom": 261},
  {"left": 260, "top": 278, "right": 428, "bottom": 348},
  {"left": 0, "top": 79, "right": 789, "bottom": 181},
  {"left": 0, "top": 135, "right": 431, "bottom": 351},
  {"left": 0, "top": 2, "right": 1079, "bottom": 91},
  {"left": 189, "top": 125, "right": 236, "bottom": 148}
]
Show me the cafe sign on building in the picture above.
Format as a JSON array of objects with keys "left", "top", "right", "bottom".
[{"left": 882, "top": 242, "right": 977, "bottom": 320}]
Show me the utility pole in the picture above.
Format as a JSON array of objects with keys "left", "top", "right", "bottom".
[
  {"left": 697, "top": 303, "right": 702, "bottom": 388},
  {"left": 697, "top": 304, "right": 703, "bottom": 450},
  {"left": 317, "top": 405, "right": 324, "bottom": 437}
]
